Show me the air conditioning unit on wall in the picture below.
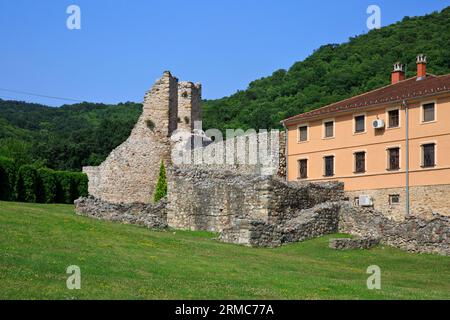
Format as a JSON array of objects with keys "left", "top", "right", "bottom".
[
  {"left": 359, "top": 195, "right": 373, "bottom": 207},
  {"left": 372, "top": 119, "right": 385, "bottom": 129}
]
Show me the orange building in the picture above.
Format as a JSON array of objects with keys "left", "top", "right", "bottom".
[{"left": 282, "top": 55, "right": 450, "bottom": 220}]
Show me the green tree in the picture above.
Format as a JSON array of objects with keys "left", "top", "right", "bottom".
[
  {"left": 0, "top": 138, "right": 33, "bottom": 166},
  {"left": 153, "top": 160, "right": 167, "bottom": 203}
]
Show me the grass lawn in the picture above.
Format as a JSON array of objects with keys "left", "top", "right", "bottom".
[{"left": 0, "top": 201, "right": 449, "bottom": 300}]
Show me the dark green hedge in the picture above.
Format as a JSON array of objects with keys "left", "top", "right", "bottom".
[
  {"left": 36, "top": 168, "right": 57, "bottom": 203},
  {"left": 16, "top": 165, "right": 38, "bottom": 203},
  {"left": 0, "top": 158, "right": 88, "bottom": 204},
  {"left": 0, "top": 156, "right": 16, "bottom": 201}
]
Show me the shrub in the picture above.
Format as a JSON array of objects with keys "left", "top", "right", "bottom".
[
  {"left": 146, "top": 119, "right": 155, "bottom": 131},
  {"left": 0, "top": 157, "right": 16, "bottom": 201},
  {"left": 55, "top": 171, "right": 73, "bottom": 204},
  {"left": 16, "top": 165, "right": 38, "bottom": 203},
  {"left": 153, "top": 160, "right": 167, "bottom": 203},
  {"left": 71, "top": 172, "right": 89, "bottom": 201},
  {"left": 36, "top": 168, "right": 57, "bottom": 203},
  {"left": 2, "top": 162, "right": 88, "bottom": 204}
]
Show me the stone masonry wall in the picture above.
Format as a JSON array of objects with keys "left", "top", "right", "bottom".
[
  {"left": 222, "top": 202, "right": 341, "bottom": 247},
  {"left": 75, "top": 196, "right": 167, "bottom": 229},
  {"left": 338, "top": 201, "right": 450, "bottom": 255},
  {"left": 83, "top": 72, "right": 176, "bottom": 204},
  {"left": 329, "top": 237, "right": 380, "bottom": 250},
  {"left": 83, "top": 72, "right": 202, "bottom": 204},
  {"left": 346, "top": 184, "right": 450, "bottom": 221},
  {"left": 167, "top": 168, "right": 273, "bottom": 232},
  {"left": 277, "top": 131, "right": 286, "bottom": 178},
  {"left": 178, "top": 82, "right": 202, "bottom": 132},
  {"left": 167, "top": 167, "right": 344, "bottom": 246},
  {"left": 173, "top": 131, "right": 284, "bottom": 177}
]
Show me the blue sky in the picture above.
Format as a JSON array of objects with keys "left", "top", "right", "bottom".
[{"left": 0, "top": 0, "right": 448, "bottom": 106}]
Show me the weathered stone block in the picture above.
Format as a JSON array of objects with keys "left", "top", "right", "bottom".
[{"left": 329, "top": 237, "right": 380, "bottom": 250}]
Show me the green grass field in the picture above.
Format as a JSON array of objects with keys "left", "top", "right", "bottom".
[{"left": 0, "top": 201, "right": 449, "bottom": 300}]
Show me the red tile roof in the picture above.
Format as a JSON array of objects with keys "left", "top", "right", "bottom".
[{"left": 282, "top": 74, "right": 450, "bottom": 125}]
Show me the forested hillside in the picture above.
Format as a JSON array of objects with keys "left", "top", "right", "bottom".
[
  {"left": 1, "top": 7, "right": 449, "bottom": 171},
  {"left": 202, "top": 7, "right": 450, "bottom": 132},
  {"left": 0, "top": 100, "right": 141, "bottom": 170}
]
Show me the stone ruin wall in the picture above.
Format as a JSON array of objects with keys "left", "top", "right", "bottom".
[
  {"left": 173, "top": 130, "right": 285, "bottom": 177},
  {"left": 337, "top": 203, "right": 450, "bottom": 256},
  {"left": 83, "top": 71, "right": 201, "bottom": 204},
  {"left": 164, "top": 166, "right": 450, "bottom": 255},
  {"left": 178, "top": 81, "right": 202, "bottom": 131},
  {"left": 167, "top": 167, "right": 344, "bottom": 245},
  {"left": 77, "top": 70, "right": 449, "bottom": 256}
]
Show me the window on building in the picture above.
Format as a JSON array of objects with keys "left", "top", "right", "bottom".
[
  {"left": 388, "top": 109, "right": 400, "bottom": 128},
  {"left": 422, "top": 143, "right": 436, "bottom": 168},
  {"left": 324, "top": 156, "right": 334, "bottom": 177},
  {"left": 354, "top": 152, "right": 366, "bottom": 173},
  {"left": 387, "top": 148, "right": 400, "bottom": 170},
  {"left": 422, "top": 103, "right": 435, "bottom": 122},
  {"left": 389, "top": 194, "right": 400, "bottom": 205},
  {"left": 298, "top": 159, "right": 308, "bottom": 179},
  {"left": 298, "top": 126, "right": 308, "bottom": 142},
  {"left": 324, "top": 121, "right": 334, "bottom": 138},
  {"left": 354, "top": 115, "right": 365, "bottom": 133}
]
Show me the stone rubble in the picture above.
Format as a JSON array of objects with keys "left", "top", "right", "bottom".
[
  {"left": 329, "top": 237, "right": 380, "bottom": 250},
  {"left": 74, "top": 196, "right": 167, "bottom": 229}
]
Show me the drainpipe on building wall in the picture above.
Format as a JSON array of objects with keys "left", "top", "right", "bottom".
[{"left": 403, "top": 99, "right": 410, "bottom": 216}]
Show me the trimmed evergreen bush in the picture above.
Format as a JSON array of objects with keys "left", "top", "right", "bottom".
[
  {"left": 0, "top": 157, "right": 16, "bottom": 201},
  {"left": 153, "top": 160, "right": 167, "bottom": 203},
  {"left": 1, "top": 162, "right": 88, "bottom": 204},
  {"left": 36, "top": 168, "right": 57, "bottom": 203},
  {"left": 55, "top": 171, "right": 73, "bottom": 204},
  {"left": 73, "top": 173, "right": 89, "bottom": 199},
  {"left": 16, "top": 165, "right": 38, "bottom": 203}
]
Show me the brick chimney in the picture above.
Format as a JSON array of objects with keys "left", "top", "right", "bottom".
[
  {"left": 391, "top": 62, "right": 405, "bottom": 84},
  {"left": 416, "top": 54, "right": 427, "bottom": 79}
]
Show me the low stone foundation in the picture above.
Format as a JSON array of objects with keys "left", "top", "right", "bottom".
[
  {"left": 220, "top": 202, "right": 341, "bottom": 247},
  {"left": 338, "top": 202, "right": 450, "bottom": 256},
  {"left": 329, "top": 237, "right": 380, "bottom": 250},
  {"left": 74, "top": 196, "right": 168, "bottom": 229},
  {"left": 167, "top": 167, "right": 344, "bottom": 246}
]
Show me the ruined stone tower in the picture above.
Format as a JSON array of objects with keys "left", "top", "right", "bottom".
[
  {"left": 143, "top": 71, "right": 179, "bottom": 137},
  {"left": 83, "top": 71, "right": 201, "bottom": 204},
  {"left": 178, "top": 82, "right": 202, "bottom": 131}
]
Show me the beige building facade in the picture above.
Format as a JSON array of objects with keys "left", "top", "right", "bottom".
[{"left": 283, "top": 56, "right": 450, "bottom": 220}]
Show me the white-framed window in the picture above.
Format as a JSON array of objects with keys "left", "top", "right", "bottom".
[
  {"left": 322, "top": 119, "right": 335, "bottom": 139},
  {"left": 386, "top": 107, "right": 400, "bottom": 128},
  {"left": 389, "top": 194, "right": 400, "bottom": 205},
  {"left": 421, "top": 101, "right": 436, "bottom": 123},
  {"left": 353, "top": 151, "right": 366, "bottom": 174},
  {"left": 353, "top": 113, "right": 366, "bottom": 134},
  {"left": 421, "top": 142, "right": 436, "bottom": 168},
  {"left": 298, "top": 158, "right": 308, "bottom": 179},
  {"left": 323, "top": 155, "right": 335, "bottom": 177},
  {"left": 297, "top": 124, "right": 308, "bottom": 142},
  {"left": 387, "top": 147, "right": 400, "bottom": 171}
]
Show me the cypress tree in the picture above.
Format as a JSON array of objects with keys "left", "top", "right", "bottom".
[{"left": 153, "top": 160, "right": 167, "bottom": 203}]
